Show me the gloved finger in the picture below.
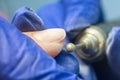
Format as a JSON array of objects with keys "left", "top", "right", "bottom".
[
  {"left": 106, "top": 27, "right": 120, "bottom": 75},
  {"left": 12, "top": 7, "right": 45, "bottom": 32},
  {"left": 0, "top": 17, "right": 81, "bottom": 80},
  {"left": 24, "top": 28, "right": 66, "bottom": 57},
  {"left": 61, "top": 0, "right": 101, "bottom": 40},
  {"left": 37, "top": 2, "right": 65, "bottom": 29}
]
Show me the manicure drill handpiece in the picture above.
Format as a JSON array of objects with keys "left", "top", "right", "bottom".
[{"left": 66, "top": 21, "right": 120, "bottom": 62}]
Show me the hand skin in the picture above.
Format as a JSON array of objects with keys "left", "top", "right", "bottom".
[{"left": 23, "top": 28, "right": 66, "bottom": 57}]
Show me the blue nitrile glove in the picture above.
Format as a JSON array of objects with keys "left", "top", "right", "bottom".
[
  {"left": 106, "top": 27, "right": 120, "bottom": 77},
  {"left": 12, "top": 7, "right": 45, "bottom": 32},
  {"left": 62, "top": 0, "right": 101, "bottom": 40},
  {"left": 11, "top": 0, "right": 101, "bottom": 79},
  {"left": 0, "top": 17, "right": 82, "bottom": 79},
  {"left": 12, "top": 6, "right": 80, "bottom": 76},
  {"left": 36, "top": 0, "right": 101, "bottom": 80}
]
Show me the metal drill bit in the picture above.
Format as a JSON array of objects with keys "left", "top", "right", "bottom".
[{"left": 66, "top": 43, "right": 84, "bottom": 52}]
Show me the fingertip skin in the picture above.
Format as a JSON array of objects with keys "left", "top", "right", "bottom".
[{"left": 24, "top": 28, "right": 66, "bottom": 57}]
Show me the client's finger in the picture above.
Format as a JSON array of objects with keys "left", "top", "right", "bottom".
[{"left": 24, "top": 28, "right": 66, "bottom": 57}]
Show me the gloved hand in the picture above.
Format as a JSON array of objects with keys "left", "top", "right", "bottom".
[
  {"left": 11, "top": 1, "right": 120, "bottom": 80},
  {"left": 106, "top": 27, "right": 120, "bottom": 76},
  {"left": 12, "top": 0, "right": 101, "bottom": 79},
  {"left": 0, "top": 16, "right": 81, "bottom": 79},
  {"left": 12, "top": 6, "right": 80, "bottom": 78},
  {"left": 11, "top": 0, "right": 101, "bottom": 80}
]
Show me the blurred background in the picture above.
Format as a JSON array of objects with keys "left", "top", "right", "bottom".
[
  {"left": 0, "top": 0, "right": 120, "bottom": 21},
  {"left": 0, "top": 0, "right": 56, "bottom": 20}
]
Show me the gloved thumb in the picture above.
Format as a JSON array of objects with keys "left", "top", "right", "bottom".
[{"left": 24, "top": 28, "right": 66, "bottom": 57}]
